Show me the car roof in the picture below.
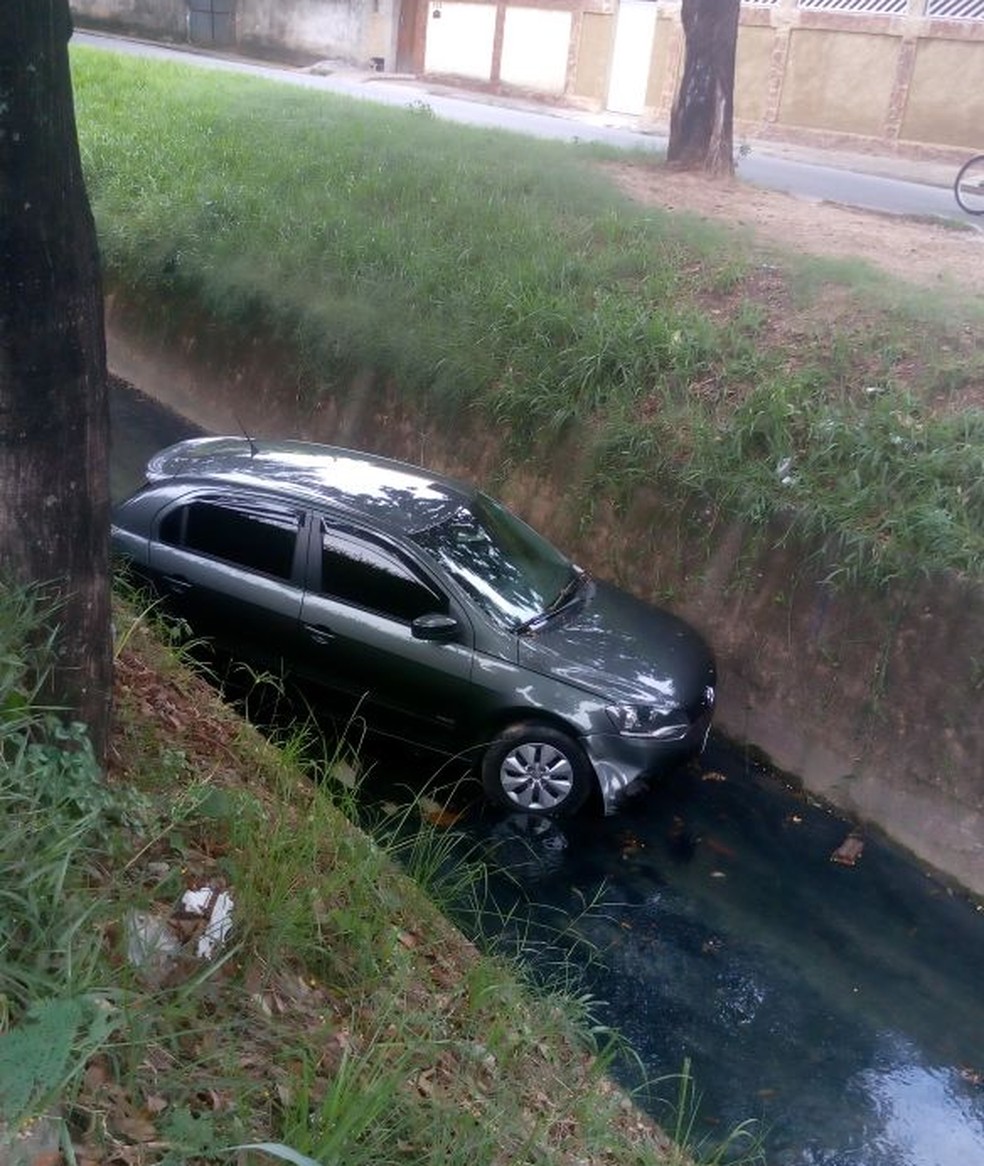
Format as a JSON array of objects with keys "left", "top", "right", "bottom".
[{"left": 146, "top": 436, "right": 475, "bottom": 534}]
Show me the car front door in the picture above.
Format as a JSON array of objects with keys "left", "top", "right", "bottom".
[{"left": 296, "top": 518, "right": 475, "bottom": 747}]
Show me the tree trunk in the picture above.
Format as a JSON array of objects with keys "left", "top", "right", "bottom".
[
  {"left": 0, "top": 1, "right": 112, "bottom": 761},
  {"left": 666, "top": 0, "right": 741, "bottom": 177}
]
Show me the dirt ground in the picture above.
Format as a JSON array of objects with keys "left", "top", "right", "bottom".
[{"left": 610, "top": 162, "right": 984, "bottom": 297}]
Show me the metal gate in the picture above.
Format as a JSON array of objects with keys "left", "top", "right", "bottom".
[{"left": 188, "top": 0, "right": 236, "bottom": 48}]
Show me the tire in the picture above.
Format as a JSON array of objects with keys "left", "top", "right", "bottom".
[
  {"left": 954, "top": 154, "right": 984, "bottom": 215},
  {"left": 480, "top": 722, "right": 593, "bottom": 817}
]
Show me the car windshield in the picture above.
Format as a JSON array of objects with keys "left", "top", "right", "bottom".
[{"left": 410, "top": 494, "right": 574, "bottom": 631}]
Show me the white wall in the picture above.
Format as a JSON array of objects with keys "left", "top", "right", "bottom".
[
  {"left": 500, "top": 7, "right": 572, "bottom": 94},
  {"left": 424, "top": 2, "right": 497, "bottom": 79},
  {"left": 607, "top": 0, "right": 657, "bottom": 115}
]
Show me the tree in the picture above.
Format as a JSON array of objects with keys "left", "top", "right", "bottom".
[
  {"left": 666, "top": 0, "right": 741, "bottom": 177},
  {"left": 0, "top": 1, "right": 112, "bottom": 761}
]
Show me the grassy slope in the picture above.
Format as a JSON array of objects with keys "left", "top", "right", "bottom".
[
  {"left": 5, "top": 591, "right": 725, "bottom": 1165},
  {"left": 72, "top": 47, "right": 983, "bottom": 586}
]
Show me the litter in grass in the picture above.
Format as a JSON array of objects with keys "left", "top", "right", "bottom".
[
  {"left": 125, "top": 910, "right": 181, "bottom": 984},
  {"left": 180, "top": 887, "right": 235, "bottom": 959},
  {"left": 125, "top": 886, "right": 235, "bottom": 979}
]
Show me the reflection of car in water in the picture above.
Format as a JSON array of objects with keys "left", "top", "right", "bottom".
[
  {"left": 112, "top": 436, "right": 716, "bottom": 817},
  {"left": 485, "top": 813, "right": 571, "bottom": 878}
]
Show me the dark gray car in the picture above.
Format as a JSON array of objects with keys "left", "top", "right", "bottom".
[{"left": 112, "top": 437, "right": 716, "bottom": 817}]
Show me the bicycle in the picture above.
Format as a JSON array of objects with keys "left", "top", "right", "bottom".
[{"left": 953, "top": 153, "right": 984, "bottom": 214}]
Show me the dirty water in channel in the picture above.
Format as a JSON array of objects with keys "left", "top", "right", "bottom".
[{"left": 444, "top": 738, "right": 984, "bottom": 1166}]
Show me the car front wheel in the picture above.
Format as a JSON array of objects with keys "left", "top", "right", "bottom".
[{"left": 481, "top": 723, "right": 593, "bottom": 817}]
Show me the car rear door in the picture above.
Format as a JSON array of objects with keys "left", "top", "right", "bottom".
[
  {"left": 147, "top": 491, "right": 306, "bottom": 669},
  {"left": 296, "top": 517, "right": 475, "bottom": 747}
]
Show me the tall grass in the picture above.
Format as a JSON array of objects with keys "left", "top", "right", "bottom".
[
  {"left": 72, "top": 46, "right": 983, "bottom": 584},
  {"left": 4, "top": 590, "right": 733, "bottom": 1163},
  {"left": 0, "top": 584, "right": 124, "bottom": 1129}
]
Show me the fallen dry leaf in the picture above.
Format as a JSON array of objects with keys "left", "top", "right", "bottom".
[
  {"left": 111, "top": 1112, "right": 159, "bottom": 1143},
  {"left": 831, "top": 832, "right": 865, "bottom": 866}
]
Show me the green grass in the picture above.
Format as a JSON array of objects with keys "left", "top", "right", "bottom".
[
  {"left": 0, "top": 585, "right": 128, "bottom": 1129},
  {"left": 71, "top": 47, "right": 984, "bottom": 585},
  {"left": 3, "top": 585, "right": 769, "bottom": 1164}
]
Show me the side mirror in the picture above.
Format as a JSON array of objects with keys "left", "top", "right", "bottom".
[{"left": 411, "top": 613, "right": 460, "bottom": 642}]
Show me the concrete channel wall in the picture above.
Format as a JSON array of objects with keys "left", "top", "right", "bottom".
[{"left": 105, "top": 298, "right": 984, "bottom": 899}]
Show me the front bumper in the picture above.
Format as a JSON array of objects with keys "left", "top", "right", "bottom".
[{"left": 583, "top": 711, "right": 713, "bottom": 813}]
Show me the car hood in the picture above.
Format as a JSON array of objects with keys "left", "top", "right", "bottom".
[{"left": 516, "top": 579, "right": 714, "bottom": 707}]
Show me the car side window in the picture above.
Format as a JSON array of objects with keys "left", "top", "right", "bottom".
[
  {"left": 319, "top": 522, "right": 447, "bottom": 623},
  {"left": 159, "top": 497, "right": 300, "bottom": 582}
]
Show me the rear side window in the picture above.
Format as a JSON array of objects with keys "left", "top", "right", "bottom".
[
  {"left": 319, "top": 522, "right": 446, "bottom": 623},
  {"left": 160, "top": 497, "right": 300, "bottom": 581}
]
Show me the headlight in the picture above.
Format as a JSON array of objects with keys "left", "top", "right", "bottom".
[{"left": 606, "top": 705, "right": 690, "bottom": 740}]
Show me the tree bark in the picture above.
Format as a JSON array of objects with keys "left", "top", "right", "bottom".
[
  {"left": 666, "top": 0, "right": 741, "bottom": 177},
  {"left": 0, "top": 1, "right": 112, "bottom": 761}
]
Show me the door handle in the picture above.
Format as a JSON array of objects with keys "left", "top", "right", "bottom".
[
  {"left": 303, "top": 622, "right": 335, "bottom": 646},
  {"left": 162, "top": 573, "right": 192, "bottom": 594}
]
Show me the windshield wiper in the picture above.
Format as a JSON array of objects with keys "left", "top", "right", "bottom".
[{"left": 515, "top": 568, "right": 587, "bottom": 635}]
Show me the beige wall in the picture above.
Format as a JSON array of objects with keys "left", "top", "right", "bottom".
[
  {"left": 237, "top": 0, "right": 368, "bottom": 60},
  {"left": 903, "top": 37, "right": 984, "bottom": 149},
  {"left": 72, "top": 0, "right": 188, "bottom": 40},
  {"left": 644, "top": 13, "right": 676, "bottom": 110},
  {"left": 734, "top": 24, "right": 774, "bottom": 125},
  {"left": 573, "top": 12, "right": 613, "bottom": 102},
  {"left": 641, "top": 3, "right": 984, "bottom": 154},
  {"left": 780, "top": 30, "right": 898, "bottom": 137}
]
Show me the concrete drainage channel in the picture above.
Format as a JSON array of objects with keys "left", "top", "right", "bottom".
[{"left": 106, "top": 303, "right": 984, "bottom": 902}]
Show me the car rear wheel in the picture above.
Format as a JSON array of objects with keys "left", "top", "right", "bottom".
[{"left": 481, "top": 723, "right": 593, "bottom": 817}]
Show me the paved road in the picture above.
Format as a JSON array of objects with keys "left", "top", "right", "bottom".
[
  {"left": 738, "top": 149, "right": 969, "bottom": 221},
  {"left": 73, "top": 29, "right": 976, "bottom": 227}
]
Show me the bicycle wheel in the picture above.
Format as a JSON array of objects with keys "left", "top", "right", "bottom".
[{"left": 954, "top": 154, "right": 984, "bottom": 215}]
